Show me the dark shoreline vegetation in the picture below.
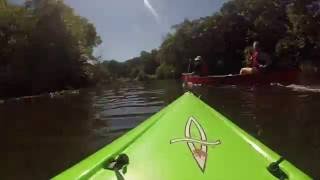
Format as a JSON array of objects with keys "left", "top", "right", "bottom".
[
  {"left": 1, "top": 0, "right": 320, "bottom": 98},
  {"left": 0, "top": 0, "right": 102, "bottom": 98}
]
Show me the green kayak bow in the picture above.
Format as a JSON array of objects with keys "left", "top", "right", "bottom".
[{"left": 53, "top": 92, "right": 311, "bottom": 180}]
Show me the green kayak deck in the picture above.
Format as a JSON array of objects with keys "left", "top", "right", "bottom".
[{"left": 53, "top": 92, "right": 311, "bottom": 180}]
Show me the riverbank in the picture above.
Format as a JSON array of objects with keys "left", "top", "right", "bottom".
[
  {"left": 0, "top": 78, "right": 134, "bottom": 102},
  {"left": 1, "top": 64, "right": 319, "bottom": 101},
  {"left": 0, "top": 89, "right": 80, "bottom": 104}
]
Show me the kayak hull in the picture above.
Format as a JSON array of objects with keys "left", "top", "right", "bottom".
[
  {"left": 53, "top": 92, "right": 310, "bottom": 180},
  {"left": 182, "top": 69, "right": 299, "bottom": 86}
]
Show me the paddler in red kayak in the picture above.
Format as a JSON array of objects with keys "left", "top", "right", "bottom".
[
  {"left": 240, "top": 41, "right": 271, "bottom": 75},
  {"left": 193, "top": 56, "right": 209, "bottom": 76}
]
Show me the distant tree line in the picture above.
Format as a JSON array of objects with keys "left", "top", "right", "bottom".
[
  {"left": 100, "top": 0, "right": 320, "bottom": 80},
  {"left": 0, "top": 0, "right": 101, "bottom": 97},
  {"left": 97, "top": 50, "right": 160, "bottom": 81}
]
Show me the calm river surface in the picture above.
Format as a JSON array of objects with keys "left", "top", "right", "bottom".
[{"left": 2, "top": 79, "right": 320, "bottom": 179}]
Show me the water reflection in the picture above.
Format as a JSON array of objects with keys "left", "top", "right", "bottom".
[
  {"left": 2, "top": 80, "right": 319, "bottom": 179},
  {"left": 194, "top": 85, "right": 320, "bottom": 178},
  {"left": 2, "top": 93, "right": 95, "bottom": 180}
]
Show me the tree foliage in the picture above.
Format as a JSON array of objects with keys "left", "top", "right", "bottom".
[
  {"left": 99, "top": 49, "right": 159, "bottom": 80},
  {"left": 118, "top": 0, "right": 320, "bottom": 79},
  {"left": 102, "top": 0, "right": 319, "bottom": 80},
  {"left": 0, "top": 0, "right": 101, "bottom": 97}
]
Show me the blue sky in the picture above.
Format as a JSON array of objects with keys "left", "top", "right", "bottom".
[
  {"left": 64, "top": 0, "right": 226, "bottom": 61},
  {"left": 9, "top": 0, "right": 226, "bottom": 61}
]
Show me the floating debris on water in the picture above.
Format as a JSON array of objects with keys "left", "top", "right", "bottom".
[{"left": 1, "top": 89, "right": 81, "bottom": 103}]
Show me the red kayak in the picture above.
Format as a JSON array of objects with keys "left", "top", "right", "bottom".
[{"left": 182, "top": 69, "right": 299, "bottom": 86}]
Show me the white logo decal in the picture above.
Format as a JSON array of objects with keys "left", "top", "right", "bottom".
[{"left": 170, "top": 117, "right": 221, "bottom": 172}]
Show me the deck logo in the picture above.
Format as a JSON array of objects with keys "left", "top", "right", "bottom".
[{"left": 170, "top": 117, "right": 221, "bottom": 172}]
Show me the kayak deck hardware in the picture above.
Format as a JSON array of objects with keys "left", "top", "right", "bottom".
[
  {"left": 105, "top": 154, "right": 129, "bottom": 174},
  {"left": 267, "top": 157, "right": 288, "bottom": 180}
]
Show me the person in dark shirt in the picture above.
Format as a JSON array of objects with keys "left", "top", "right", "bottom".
[{"left": 193, "top": 56, "right": 208, "bottom": 76}]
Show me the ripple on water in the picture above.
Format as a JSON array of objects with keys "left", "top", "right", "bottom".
[{"left": 92, "top": 85, "right": 165, "bottom": 136}]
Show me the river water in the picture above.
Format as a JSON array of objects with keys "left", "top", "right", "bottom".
[{"left": 2, "top": 79, "right": 320, "bottom": 179}]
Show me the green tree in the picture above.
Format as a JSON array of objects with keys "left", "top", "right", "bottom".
[
  {"left": 152, "top": 0, "right": 320, "bottom": 77},
  {"left": 0, "top": 0, "right": 102, "bottom": 97}
]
